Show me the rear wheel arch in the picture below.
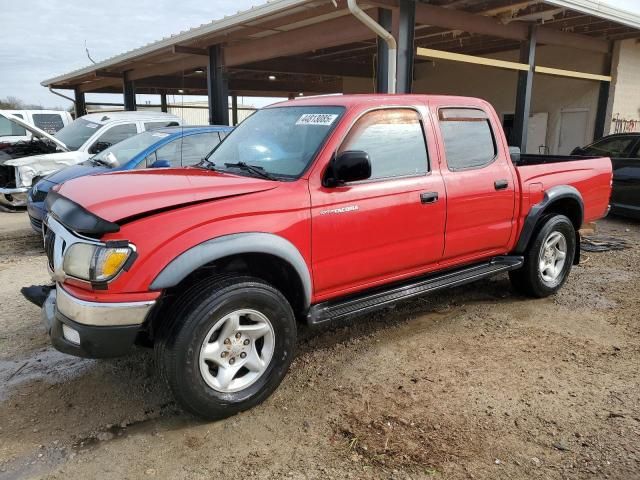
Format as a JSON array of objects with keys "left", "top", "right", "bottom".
[{"left": 515, "top": 185, "right": 584, "bottom": 256}]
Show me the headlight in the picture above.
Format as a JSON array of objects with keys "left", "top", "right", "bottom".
[{"left": 63, "top": 243, "right": 133, "bottom": 282}]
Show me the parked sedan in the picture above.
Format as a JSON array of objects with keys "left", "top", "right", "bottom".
[
  {"left": 572, "top": 133, "right": 640, "bottom": 219},
  {"left": 27, "top": 125, "right": 232, "bottom": 232}
]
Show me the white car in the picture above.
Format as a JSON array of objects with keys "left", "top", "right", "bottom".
[
  {"left": 0, "top": 111, "right": 182, "bottom": 209},
  {"left": 0, "top": 110, "right": 73, "bottom": 143}
]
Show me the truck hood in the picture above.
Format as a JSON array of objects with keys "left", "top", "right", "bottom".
[
  {"left": 4, "top": 151, "right": 92, "bottom": 188},
  {"left": 0, "top": 112, "right": 69, "bottom": 152},
  {"left": 55, "top": 168, "right": 278, "bottom": 223},
  {"left": 4, "top": 150, "right": 89, "bottom": 168}
]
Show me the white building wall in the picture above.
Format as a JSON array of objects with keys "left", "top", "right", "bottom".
[
  {"left": 607, "top": 39, "right": 640, "bottom": 134},
  {"left": 344, "top": 45, "right": 609, "bottom": 154}
]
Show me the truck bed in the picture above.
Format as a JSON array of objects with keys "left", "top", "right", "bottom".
[
  {"left": 512, "top": 153, "right": 600, "bottom": 166},
  {"left": 513, "top": 154, "right": 612, "bottom": 227}
]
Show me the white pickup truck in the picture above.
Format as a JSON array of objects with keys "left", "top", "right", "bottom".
[
  {"left": 0, "top": 110, "right": 73, "bottom": 143},
  {"left": 0, "top": 111, "right": 182, "bottom": 210}
]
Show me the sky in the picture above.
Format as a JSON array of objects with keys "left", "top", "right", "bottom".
[{"left": 1, "top": 0, "right": 639, "bottom": 110}]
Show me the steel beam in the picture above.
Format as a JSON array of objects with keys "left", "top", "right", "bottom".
[
  {"left": 376, "top": 8, "right": 392, "bottom": 93},
  {"left": 225, "top": 12, "right": 378, "bottom": 67},
  {"left": 73, "top": 88, "right": 86, "bottom": 118},
  {"left": 413, "top": 2, "right": 610, "bottom": 54},
  {"left": 396, "top": 0, "right": 415, "bottom": 93},
  {"left": 237, "top": 57, "right": 371, "bottom": 78},
  {"left": 173, "top": 45, "right": 209, "bottom": 56},
  {"left": 207, "top": 45, "right": 229, "bottom": 126},
  {"left": 594, "top": 52, "right": 613, "bottom": 140},
  {"left": 123, "top": 73, "right": 136, "bottom": 111},
  {"left": 511, "top": 25, "right": 537, "bottom": 151}
]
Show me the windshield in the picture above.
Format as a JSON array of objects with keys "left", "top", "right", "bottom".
[
  {"left": 91, "top": 130, "right": 171, "bottom": 167},
  {"left": 208, "top": 106, "right": 345, "bottom": 178},
  {"left": 55, "top": 118, "right": 105, "bottom": 150}
]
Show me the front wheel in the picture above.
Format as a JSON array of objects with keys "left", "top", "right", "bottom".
[
  {"left": 155, "top": 275, "right": 296, "bottom": 420},
  {"left": 509, "top": 215, "right": 576, "bottom": 298}
]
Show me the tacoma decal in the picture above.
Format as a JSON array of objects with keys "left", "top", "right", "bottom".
[{"left": 319, "top": 205, "right": 359, "bottom": 215}]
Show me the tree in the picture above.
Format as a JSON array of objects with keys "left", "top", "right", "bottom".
[
  {"left": 0, "top": 96, "right": 24, "bottom": 109},
  {"left": 0, "top": 96, "right": 45, "bottom": 110}
]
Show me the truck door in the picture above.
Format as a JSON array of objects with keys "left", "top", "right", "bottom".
[
  {"left": 310, "top": 107, "right": 446, "bottom": 300},
  {"left": 435, "top": 106, "right": 516, "bottom": 262}
]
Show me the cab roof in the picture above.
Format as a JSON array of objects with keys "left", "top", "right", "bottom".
[
  {"left": 80, "top": 111, "right": 182, "bottom": 125},
  {"left": 269, "top": 94, "right": 489, "bottom": 109}
]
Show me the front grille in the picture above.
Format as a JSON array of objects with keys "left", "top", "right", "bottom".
[
  {"left": 0, "top": 165, "right": 16, "bottom": 189},
  {"left": 44, "top": 228, "right": 56, "bottom": 270}
]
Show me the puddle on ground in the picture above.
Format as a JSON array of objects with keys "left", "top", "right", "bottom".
[{"left": 0, "top": 348, "right": 95, "bottom": 401}]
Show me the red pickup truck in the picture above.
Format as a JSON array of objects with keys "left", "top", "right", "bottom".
[{"left": 24, "top": 94, "right": 612, "bottom": 419}]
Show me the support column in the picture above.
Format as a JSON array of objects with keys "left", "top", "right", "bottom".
[
  {"left": 160, "top": 92, "right": 168, "bottom": 113},
  {"left": 511, "top": 25, "right": 537, "bottom": 151},
  {"left": 396, "top": 0, "right": 416, "bottom": 94},
  {"left": 594, "top": 51, "right": 613, "bottom": 140},
  {"left": 376, "top": 8, "right": 392, "bottom": 93},
  {"left": 73, "top": 88, "right": 86, "bottom": 118},
  {"left": 123, "top": 73, "right": 136, "bottom": 111},
  {"left": 231, "top": 94, "right": 238, "bottom": 126},
  {"left": 207, "top": 45, "right": 229, "bottom": 126}
]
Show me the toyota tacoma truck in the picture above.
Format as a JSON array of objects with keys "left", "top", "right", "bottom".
[{"left": 23, "top": 95, "right": 612, "bottom": 420}]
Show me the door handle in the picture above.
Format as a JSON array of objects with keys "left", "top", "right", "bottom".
[
  {"left": 420, "top": 192, "right": 439, "bottom": 204},
  {"left": 494, "top": 179, "right": 509, "bottom": 190}
]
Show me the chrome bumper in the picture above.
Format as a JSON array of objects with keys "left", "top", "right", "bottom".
[
  {"left": 46, "top": 285, "right": 156, "bottom": 327},
  {"left": 0, "top": 187, "right": 28, "bottom": 208},
  {"left": 41, "top": 286, "right": 152, "bottom": 358}
]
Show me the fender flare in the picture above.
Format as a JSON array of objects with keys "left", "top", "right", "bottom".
[
  {"left": 150, "top": 232, "right": 312, "bottom": 307},
  {"left": 514, "top": 185, "right": 584, "bottom": 254}
]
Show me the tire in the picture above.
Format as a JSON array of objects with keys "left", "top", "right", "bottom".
[
  {"left": 155, "top": 275, "right": 296, "bottom": 420},
  {"left": 509, "top": 214, "right": 576, "bottom": 298}
]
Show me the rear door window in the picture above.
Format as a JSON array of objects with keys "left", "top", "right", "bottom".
[
  {"left": 32, "top": 114, "right": 65, "bottom": 134},
  {"left": 439, "top": 108, "right": 497, "bottom": 171},
  {"left": 94, "top": 123, "right": 138, "bottom": 149}
]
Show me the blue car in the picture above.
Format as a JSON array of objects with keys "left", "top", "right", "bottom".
[{"left": 27, "top": 125, "right": 232, "bottom": 232}]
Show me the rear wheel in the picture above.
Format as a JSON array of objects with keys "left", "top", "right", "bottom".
[
  {"left": 155, "top": 275, "right": 296, "bottom": 420},
  {"left": 510, "top": 215, "right": 576, "bottom": 298}
]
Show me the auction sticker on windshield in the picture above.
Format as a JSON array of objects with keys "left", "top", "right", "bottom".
[{"left": 296, "top": 113, "right": 338, "bottom": 126}]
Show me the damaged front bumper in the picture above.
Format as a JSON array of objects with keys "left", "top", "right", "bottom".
[
  {"left": 23, "top": 284, "right": 156, "bottom": 358},
  {"left": 0, "top": 186, "right": 28, "bottom": 209}
]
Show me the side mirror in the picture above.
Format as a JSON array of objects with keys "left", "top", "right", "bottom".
[
  {"left": 508, "top": 146, "right": 521, "bottom": 165},
  {"left": 150, "top": 159, "right": 171, "bottom": 168},
  {"left": 325, "top": 150, "right": 371, "bottom": 187},
  {"left": 89, "top": 141, "right": 112, "bottom": 155}
]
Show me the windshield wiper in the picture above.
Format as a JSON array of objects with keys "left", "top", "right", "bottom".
[
  {"left": 91, "top": 158, "right": 111, "bottom": 167},
  {"left": 224, "top": 162, "right": 277, "bottom": 181},
  {"left": 195, "top": 157, "right": 218, "bottom": 171}
]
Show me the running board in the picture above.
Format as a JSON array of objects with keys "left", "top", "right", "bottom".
[{"left": 307, "top": 256, "right": 523, "bottom": 325}]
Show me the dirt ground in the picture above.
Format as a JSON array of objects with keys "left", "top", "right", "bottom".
[{"left": 0, "top": 212, "right": 638, "bottom": 480}]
